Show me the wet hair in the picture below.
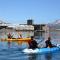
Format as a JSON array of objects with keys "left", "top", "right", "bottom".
[
  {"left": 31, "top": 36, "right": 34, "bottom": 39},
  {"left": 48, "top": 37, "right": 51, "bottom": 40}
]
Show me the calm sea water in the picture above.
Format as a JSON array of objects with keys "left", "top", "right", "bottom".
[
  {"left": 0, "top": 42, "right": 60, "bottom": 60},
  {"left": 0, "top": 30, "right": 60, "bottom": 60},
  {"left": 0, "top": 41, "right": 60, "bottom": 60}
]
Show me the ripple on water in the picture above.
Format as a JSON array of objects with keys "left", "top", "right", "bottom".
[{"left": 0, "top": 41, "right": 60, "bottom": 60}]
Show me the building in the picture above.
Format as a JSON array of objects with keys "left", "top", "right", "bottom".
[{"left": 33, "top": 24, "right": 46, "bottom": 38}]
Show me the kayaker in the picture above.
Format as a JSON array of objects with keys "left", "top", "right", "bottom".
[
  {"left": 28, "top": 36, "right": 38, "bottom": 49},
  {"left": 7, "top": 33, "right": 13, "bottom": 38},
  {"left": 45, "top": 37, "right": 53, "bottom": 48},
  {"left": 18, "top": 32, "right": 22, "bottom": 38},
  {"left": 18, "top": 34, "right": 22, "bottom": 38}
]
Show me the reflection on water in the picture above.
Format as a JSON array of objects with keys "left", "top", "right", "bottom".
[
  {"left": 28, "top": 54, "right": 37, "bottom": 60},
  {"left": 0, "top": 30, "right": 60, "bottom": 60},
  {"left": 0, "top": 41, "right": 60, "bottom": 60},
  {"left": 7, "top": 41, "right": 11, "bottom": 48},
  {"left": 45, "top": 53, "right": 52, "bottom": 60}
]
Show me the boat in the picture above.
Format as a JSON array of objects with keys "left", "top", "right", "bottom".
[
  {"left": 1, "top": 38, "right": 31, "bottom": 42},
  {"left": 23, "top": 47, "right": 60, "bottom": 54}
]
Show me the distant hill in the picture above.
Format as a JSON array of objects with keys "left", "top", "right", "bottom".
[{"left": 48, "top": 20, "right": 60, "bottom": 29}]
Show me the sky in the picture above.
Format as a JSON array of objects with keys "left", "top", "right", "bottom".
[{"left": 0, "top": 0, "right": 60, "bottom": 24}]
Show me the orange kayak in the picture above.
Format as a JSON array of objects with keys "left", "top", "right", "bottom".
[{"left": 1, "top": 38, "right": 31, "bottom": 42}]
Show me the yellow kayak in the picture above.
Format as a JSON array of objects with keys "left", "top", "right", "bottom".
[{"left": 1, "top": 38, "right": 31, "bottom": 43}]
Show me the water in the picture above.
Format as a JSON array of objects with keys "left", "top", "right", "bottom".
[
  {"left": 0, "top": 42, "right": 60, "bottom": 60},
  {"left": 0, "top": 30, "right": 60, "bottom": 60},
  {"left": 0, "top": 41, "right": 59, "bottom": 60}
]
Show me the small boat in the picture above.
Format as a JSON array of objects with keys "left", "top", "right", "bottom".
[
  {"left": 23, "top": 47, "right": 60, "bottom": 54},
  {"left": 7, "top": 38, "right": 31, "bottom": 41},
  {"left": 1, "top": 38, "right": 31, "bottom": 43}
]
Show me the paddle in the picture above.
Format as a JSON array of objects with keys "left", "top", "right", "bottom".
[
  {"left": 56, "top": 44, "right": 60, "bottom": 48},
  {"left": 35, "top": 37, "right": 45, "bottom": 48}
]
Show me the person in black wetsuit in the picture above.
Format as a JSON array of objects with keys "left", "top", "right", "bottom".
[
  {"left": 45, "top": 37, "right": 53, "bottom": 48},
  {"left": 28, "top": 36, "right": 38, "bottom": 49}
]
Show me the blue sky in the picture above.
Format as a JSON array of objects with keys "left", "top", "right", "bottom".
[{"left": 0, "top": 0, "right": 60, "bottom": 24}]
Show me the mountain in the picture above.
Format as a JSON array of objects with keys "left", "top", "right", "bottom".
[
  {"left": 48, "top": 20, "right": 60, "bottom": 29},
  {"left": 53, "top": 19, "right": 60, "bottom": 24}
]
